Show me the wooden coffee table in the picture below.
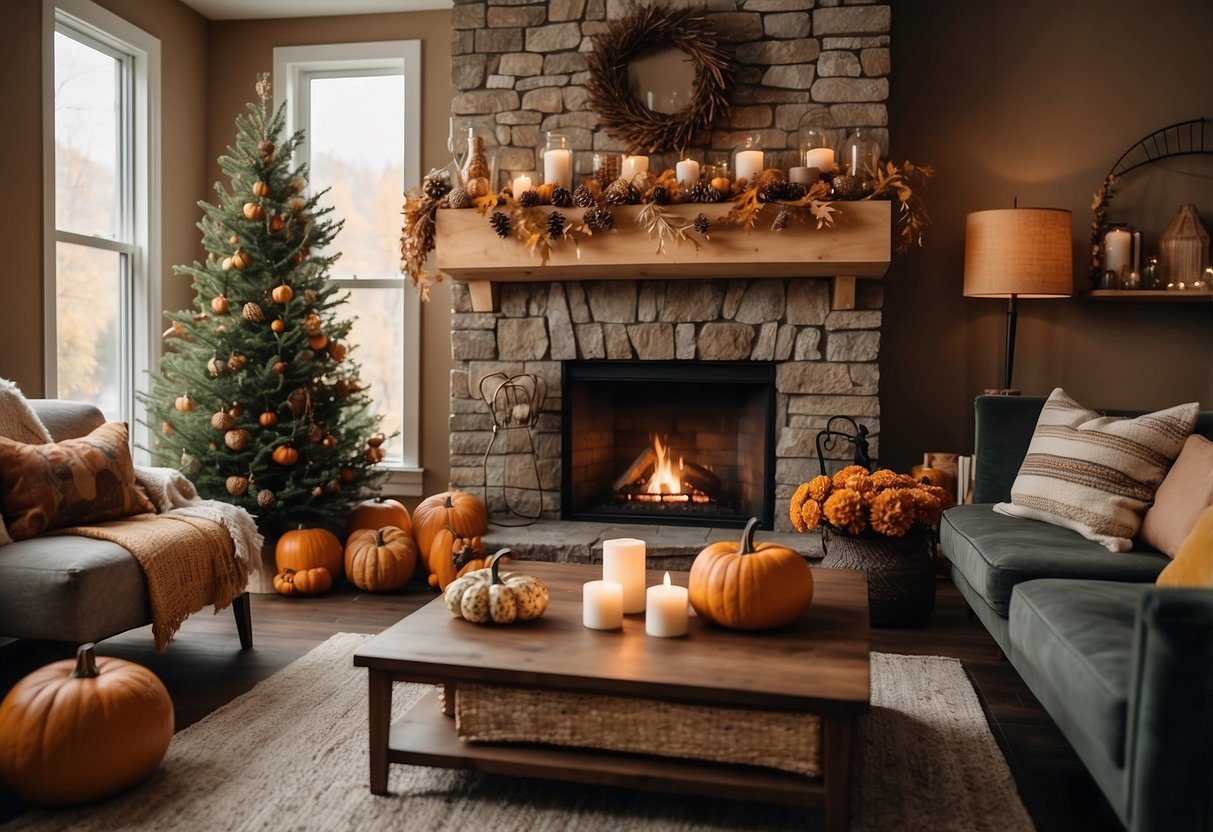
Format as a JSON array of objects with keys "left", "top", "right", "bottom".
[{"left": 353, "top": 562, "right": 870, "bottom": 831}]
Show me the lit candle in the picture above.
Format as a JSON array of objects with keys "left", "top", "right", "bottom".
[
  {"left": 788, "top": 166, "right": 817, "bottom": 185},
  {"left": 675, "top": 158, "right": 700, "bottom": 188},
  {"left": 621, "top": 154, "right": 649, "bottom": 182},
  {"left": 603, "top": 537, "right": 646, "bottom": 614},
  {"left": 734, "top": 149, "right": 764, "bottom": 184},
  {"left": 1104, "top": 228, "right": 1131, "bottom": 284},
  {"left": 645, "top": 572, "right": 688, "bottom": 638},
  {"left": 511, "top": 174, "right": 532, "bottom": 197},
  {"left": 583, "top": 580, "right": 623, "bottom": 630},
  {"left": 804, "top": 147, "right": 835, "bottom": 172},
  {"left": 543, "top": 148, "right": 573, "bottom": 190}
]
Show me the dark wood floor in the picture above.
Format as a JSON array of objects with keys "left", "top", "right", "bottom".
[{"left": 0, "top": 577, "right": 1125, "bottom": 831}]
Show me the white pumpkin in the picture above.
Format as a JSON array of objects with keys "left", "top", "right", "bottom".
[{"left": 444, "top": 550, "right": 549, "bottom": 625}]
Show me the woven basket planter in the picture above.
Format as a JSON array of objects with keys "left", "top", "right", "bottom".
[{"left": 821, "top": 528, "right": 936, "bottom": 627}]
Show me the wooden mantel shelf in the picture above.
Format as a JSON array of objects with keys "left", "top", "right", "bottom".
[{"left": 435, "top": 200, "right": 891, "bottom": 313}]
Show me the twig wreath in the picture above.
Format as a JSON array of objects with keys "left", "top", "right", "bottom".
[{"left": 585, "top": 4, "right": 733, "bottom": 155}]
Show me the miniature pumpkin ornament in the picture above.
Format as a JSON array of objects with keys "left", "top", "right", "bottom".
[
  {"left": 273, "top": 566, "right": 333, "bottom": 596},
  {"left": 275, "top": 525, "right": 344, "bottom": 580},
  {"left": 0, "top": 643, "right": 173, "bottom": 806},
  {"left": 444, "top": 549, "right": 549, "bottom": 624},
  {"left": 344, "top": 526, "right": 417, "bottom": 592},
  {"left": 689, "top": 517, "right": 814, "bottom": 630}
]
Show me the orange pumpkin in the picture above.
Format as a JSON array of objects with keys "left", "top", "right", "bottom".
[
  {"left": 345, "top": 497, "right": 413, "bottom": 539},
  {"left": 0, "top": 644, "right": 173, "bottom": 806},
  {"left": 413, "top": 491, "right": 487, "bottom": 579},
  {"left": 271, "top": 444, "right": 299, "bottom": 466},
  {"left": 275, "top": 526, "right": 343, "bottom": 581},
  {"left": 427, "top": 525, "right": 488, "bottom": 590},
  {"left": 273, "top": 566, "right": 332, "bottom": 596},
  {"left": 345, "top": 527, "right": 417, "bottom": 592},
  {"left": 688, "top": 517, "right": 815, "bottom": 630}
]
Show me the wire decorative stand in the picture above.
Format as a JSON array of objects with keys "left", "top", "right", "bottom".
[
  {"left": 814, "top": 415, "right": 872, "bottom": 478},
  {"left": 479, "top": 372, "right": 547, "bottom": 527}
]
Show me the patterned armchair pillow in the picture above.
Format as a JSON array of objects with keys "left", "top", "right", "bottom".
[
  {"left": 0, "top": 421, "right": 155, "bottom": 541},
  {"left": 994, "top": 388, "right": 1198, "bottom": 551}
]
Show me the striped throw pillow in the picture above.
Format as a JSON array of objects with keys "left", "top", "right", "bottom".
[{"left": 994, "top": 388, "right": 1199, "bottom": 551}]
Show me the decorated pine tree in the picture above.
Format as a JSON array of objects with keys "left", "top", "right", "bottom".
[{"left": 144, "top": 74, "right": 387, "bottom": 540}]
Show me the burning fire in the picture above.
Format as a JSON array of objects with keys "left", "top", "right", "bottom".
[{"left": 645, "top": 436, "right": 685, "bottom": 496}]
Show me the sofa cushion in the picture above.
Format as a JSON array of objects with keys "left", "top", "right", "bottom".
[
  {"left": 1009, "top": 579, "right": 1145, "bottom": 769},
  {"left": 0, "top": 421, "right": 155, "bottom": 541},
  {"left": 1140, "top": 434, "right": 1213, "bottom": 557},
  {"left": 1157, "top": 504, "right": 1213, "bottom": 588},
  {"left": 994, "top": 388, "right": 1198, "bottom": 552},
  {"left": 941, "top": 504, "right": 1168, "bottom": 616},
  {"left": 0, "top": 534, "right": 150, "bottom": 642}
]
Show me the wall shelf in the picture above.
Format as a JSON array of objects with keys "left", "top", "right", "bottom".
[
  {"left": 435, "top": 201, "right": 891, "bottom": 313},
  {"left": 1081, "top": 289, "right": 1213, "bottom": 303}
]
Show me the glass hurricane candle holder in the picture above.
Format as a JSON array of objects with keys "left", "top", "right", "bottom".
[
  {"left": 540, "top": 131, "right": 572, "bottom": 190},
  {"left": 734, "top": 132, "right": 764, "bottom": 186},
  {"left": 797, "top": 108, "right": 836, "bottom": 174},
  {"left": 840, "top": 127, "right": 881, "bottom": 185}
]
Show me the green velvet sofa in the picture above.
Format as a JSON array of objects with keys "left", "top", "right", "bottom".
[{"left": 941, "top": 395, "right": 1213, "bottom": 832}]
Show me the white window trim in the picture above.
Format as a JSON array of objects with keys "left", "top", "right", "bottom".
[
  {"left": 42, "top": 0, "right": 160, "bottom": 457},
  {"left": 274, "top": 41, "right": 422, "bottom": 496}
]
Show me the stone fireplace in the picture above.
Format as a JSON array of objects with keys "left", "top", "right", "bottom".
[{"left": 449, "top": 277, "right": 881, "bottom": 533}]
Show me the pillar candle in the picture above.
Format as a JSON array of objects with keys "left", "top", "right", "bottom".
[
  {"left": 1104, "top": 228, "right": 1132, "bottom": 283},
  {"left": 511, "top": 174, "right": 532, "bottom": 197},
  {"left": 583, "top": 580, "right": 623, "bottom": 630},
  {"left": 676, "top": 158, "right": 700, "bottom": 188},
  {"left": 645, "top": 572, "right": 688, "bottom": 637},
  {"left": 543, "top": 148, "right": 572, "bottom": 190},
  {"left": 603, "top": 538, "right": 646, "bottom": 614},
  {"left": 734, "top": 149, "right": 764, "bottom": 184},
  {"left": 804, "top": 147, "right": 835, "bottom": 172},
  {"left": 621, "top": 155, "right": 649, "bottom": 182}
]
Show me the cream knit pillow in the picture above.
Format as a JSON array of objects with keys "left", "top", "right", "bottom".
[{"left": 994, "top": 388, "right": 1199, "bottom": 551}]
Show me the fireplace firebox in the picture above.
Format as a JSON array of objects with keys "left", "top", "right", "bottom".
[{"left": 562, "top": 361, "right": 776, "bottom": 528}]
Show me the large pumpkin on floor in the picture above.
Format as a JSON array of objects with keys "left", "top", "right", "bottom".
[
  {"left": 275, "top": 526, "right": 343, "bottom": 581},
  {"left": 689, "top": 517, "right": 814, "bottom": 630},
  {"left": 345, "top": 497, "right": 412, "bottom": 539},
  {"left": 412, "top": 490, "right": 487, "bottom": 580},
  {"left": 0, "top": 643, "right": 173, "bottom": 806},
  {"left": 345, "top": 527, "right": 417, "bottom": 592}
]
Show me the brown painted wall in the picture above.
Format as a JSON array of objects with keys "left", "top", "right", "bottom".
[
  {"left": 205, "top": 10, "right": 455, "bottom": 502},
  {"left": 883, "top": 0, "right": 1213, "bottom": 471},
  {"left": 0, "top": 0, "right": 208, "bottom": 395}
]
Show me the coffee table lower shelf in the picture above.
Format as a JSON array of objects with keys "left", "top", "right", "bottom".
[{"left": 389, "top": 688, "right": 826, "bottom": 807}]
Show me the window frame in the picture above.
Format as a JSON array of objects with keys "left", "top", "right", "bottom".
[
  {"left": 42, "top": 0, "right": 160, "bottom": 452},
  {"left": 274, "top": 41, "right": 423, "bottom": 496}
]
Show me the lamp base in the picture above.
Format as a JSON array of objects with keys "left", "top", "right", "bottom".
[{"left": 983, "top": 388, "right": 1021, "bottom": 396}]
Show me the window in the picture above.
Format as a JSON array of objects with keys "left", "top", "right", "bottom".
[
  {"left": 275, "top": 42, "right": 422, "bottom": 495},
  {"left": 44, "top": 0, "right": 159, "bottom": 434}
]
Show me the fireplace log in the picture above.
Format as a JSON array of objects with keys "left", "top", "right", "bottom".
[
  {"left": 682, "top": 461, "right": 722, "bottom": 495},
  {"left": 611, "top": 447, "right": 656, "bottom": 492}
]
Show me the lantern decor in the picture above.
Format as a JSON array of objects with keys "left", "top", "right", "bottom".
[{"left": 478, "top": 371, "right": 548, "bottom": 526}]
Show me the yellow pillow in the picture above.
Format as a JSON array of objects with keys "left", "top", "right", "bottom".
[{"left": 1156, "top": 504, "right": 1213, "bottom": 588}]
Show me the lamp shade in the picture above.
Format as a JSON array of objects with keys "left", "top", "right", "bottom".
[{"left": 963, "top": 208, "right": 1073, "bottom": 298}]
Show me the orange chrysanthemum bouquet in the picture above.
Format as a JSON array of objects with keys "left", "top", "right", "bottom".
[{"left": 790, "top": 465, "right": 953, "bottom": 538}]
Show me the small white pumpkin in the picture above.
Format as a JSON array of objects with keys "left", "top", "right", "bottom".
[{"left": 444, "top": 549, "right": 549, "bottom": 625}]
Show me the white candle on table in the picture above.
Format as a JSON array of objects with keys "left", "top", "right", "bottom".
[
  {"left": 583, "top": 580, "right": 623, "bottom": 630},
  {"left": 544, "top": 149, "right": 572, "bottom": 190},
  {"left": 603, "top": 537, "right": 646, "bottom": 614},
  {"left": 512, "top": 175, "right": 532, "bottom": 197},
  {"left": 621, "top": 155, "right": 649, "bottom": 182},
  {"left": 645, "top": 572, "right": 688, "bottom": 638},
  {"left": 735, "top": 149, "right": 764, "bottom": 184},
  {"left": 789, "top": 166, "right": 817, "bottom": 185},
  {"left": 1104, "top": 229, "right": 1131, "bottom": 284},
  {"left": 676, "top": 158, "right": 700, "bottom": 188},
  {"left": 804, "top": 147, "right": 835, "bottom": 172}
]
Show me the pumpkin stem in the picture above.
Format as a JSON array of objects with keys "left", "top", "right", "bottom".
[
  {"left": 488, "top": 548, "right": 512, "bottom": 585},
  {"left": 738, "top": 516, "right": 761, "bottom": 555},
  {"left": 444, "top": 524, "right": 463, "bottom": 544},
  {"left": 373, "top": 528, "right": 386, "bottom": 547},
  {"left": 443, "top": 494, "right": 454, "bottom": 509},
  {"left": 71, "top": 643, "right": 100, "bottom": 679}
]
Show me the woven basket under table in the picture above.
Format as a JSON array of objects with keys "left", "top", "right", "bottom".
[{"left": 821, "top": 528, "right": 936, "bottom": 627}]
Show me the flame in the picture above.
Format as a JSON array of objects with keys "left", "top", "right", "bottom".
[
  {"left": 644, "top": 436, "right": 684, "bottom": 495},
  {"left": 663, "top": 571, "right": 672, "bottom": 588}
]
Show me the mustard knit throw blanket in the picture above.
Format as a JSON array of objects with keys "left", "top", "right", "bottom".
[{"left": 61, "top": 513, "right": 247, "bottom": 651}]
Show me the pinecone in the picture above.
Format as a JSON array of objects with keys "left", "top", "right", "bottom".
[
  {"left": 645, "top": 185, "right": 669, "bottom": 205},
  {"left": 693, "top": 213, "right": 711, "bottom": 236},
  {"left": 583, "top": 205, "right": 614, "bottom": 232},
  {"left": 242, "top": 302, "right": 265, "bottom": 323},
  {"left": 783, "top": 182, "right": 808, "bottom": 201},
  {"left": 422, "top": 171, "right": 450, "bottom": 200},
  {"left": 573, "top": 184, "right": 597, "bottom": 208},
  {"left": 518, "top": 189, "right": 539, "bottom": 208},
  {"left": 831, "top": 175, "right": 866, "bottom": 200},
  {"left": 604, "top": 179, "right": 638, "bottom": 205},
  {"left": 689, "top": 182, "right": 724, "bottom": 204},
  {"left": 759, "top": 181, "right": 786, "bottom": 203},
  {"left": 546, "top": 211, "right": 566, "bottom": 240},
  {"left": 256, "top": 489, "right": 276, "bottom": 508},
  {"left": 772, "top": 207, "right": 791, "bottom": 231},
  {"left": 489, "top": 211, "right": 511, "bottom": 239},
  {"left": 551, "top": 187, "right": 573, "bottom": 208},
  {"left": 447, "top": 186, "right": 472, "bottom": 209}
]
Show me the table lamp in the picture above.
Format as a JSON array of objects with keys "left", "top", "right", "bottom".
[{"left": 963, "top": 208, "right": 1073, "bottom": 393}]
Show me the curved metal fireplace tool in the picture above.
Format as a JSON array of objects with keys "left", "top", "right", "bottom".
[
  {"left": 479, "top": 372, "right": 547, "bottom": 526},
  {"left": 814, "top": 415, "right": 872, "bottom": 478}
]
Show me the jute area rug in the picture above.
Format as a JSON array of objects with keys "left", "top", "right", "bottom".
[{"left": 7, "top": 633, "right": 1033, "bottom": 832}]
